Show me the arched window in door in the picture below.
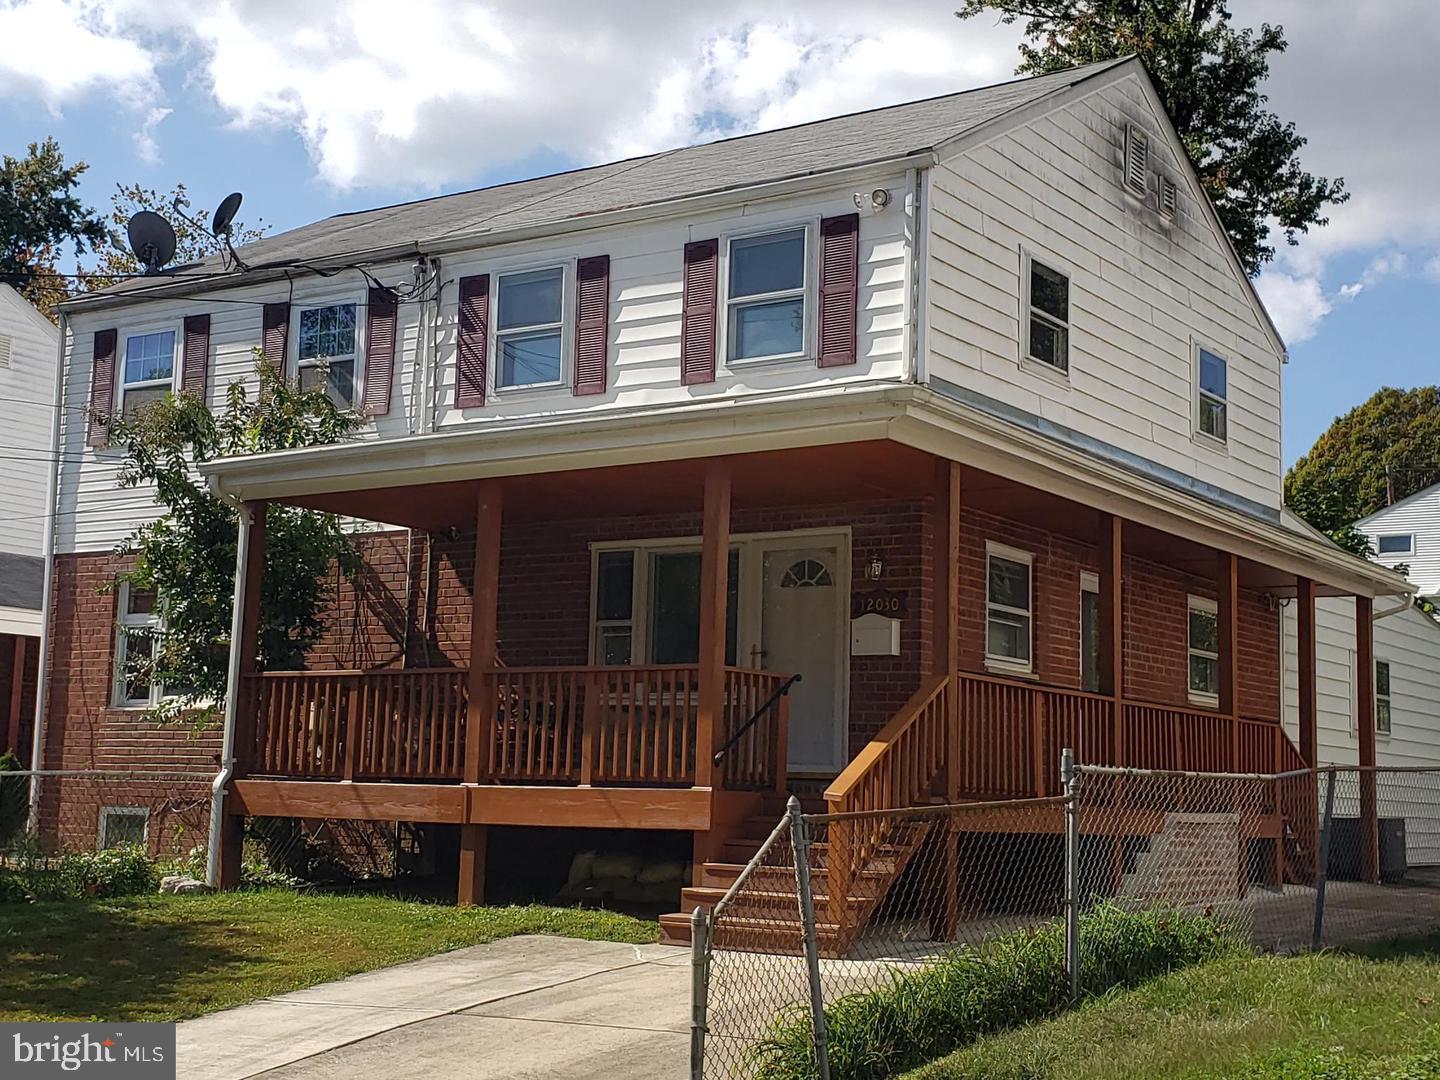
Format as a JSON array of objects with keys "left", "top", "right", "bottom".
[{"left": 780, "top": 558, "right": 833, "bottom": 589}]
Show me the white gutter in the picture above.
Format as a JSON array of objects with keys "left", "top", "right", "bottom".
[
  {"left": 1374, "top": 596, "right": 1414, "bottom": 621},
  {"left": 27, "top": 312, "right": 66, "bottom": 829},
  {"left": 206, "top": 497, "right": 253, "bottom": 887}
]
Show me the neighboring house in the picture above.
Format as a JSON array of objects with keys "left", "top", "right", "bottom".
[
  {"left": 0, "top": 284, "right": 56, "bottom": 765},
  {"left": 36, "top": 57, "right": 1410, "bottom": 938},
  {"left": 1280, "top": 509, "right": 1440, "bottom": 864},
  {"left": 1354, "top": 482, "right": 1440, "bottom": 597}
]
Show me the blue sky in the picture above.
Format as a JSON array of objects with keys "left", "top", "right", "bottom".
[{"left": 1, "top": 0, "right": 1435, "bottom": 469}]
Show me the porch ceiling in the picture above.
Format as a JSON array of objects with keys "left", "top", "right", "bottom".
[{"left": 291, "top": 440, "right": 940, "bottom": 529}]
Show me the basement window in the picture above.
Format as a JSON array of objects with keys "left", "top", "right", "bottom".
[
  {"left": 1187, "top": 596, "right": 1220, "bottom": 706},
  {"left": 1376, "top": 660, "right": 1392, "bottom": 735},
  {"left": 986, "top": 544, "right": 1034, "bottom": 673},
  {"left": 99, "top": 806, "right": 148, "bottom": 850}
]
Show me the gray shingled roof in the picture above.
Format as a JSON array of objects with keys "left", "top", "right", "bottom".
[{"left": 84, "top": 58, "right": 1128, "bottom": 300}]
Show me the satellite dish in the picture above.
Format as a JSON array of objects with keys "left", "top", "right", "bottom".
[
  {"left": 212, "top": 192, "right": 243, "bottom": 238},
  {"left": 126, "top": 211, "right": 178, "bottom": 274}
]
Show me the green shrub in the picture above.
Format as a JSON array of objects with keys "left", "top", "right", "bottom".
[
  {"left": 0, "top": 751, "right": 28, "bottom": 851},
  {"left": 753, "top": 904, "right": 1246, "bottom": 1080},
  {"left": 240, "top": 858, "right": 303, "bottom": 891},
  {"left": 55, "top": 844, "right": 156, "bottom": 899}
]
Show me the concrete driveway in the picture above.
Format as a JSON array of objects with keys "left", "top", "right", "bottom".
[{"left": 176, "top": 935, "right": 690, "bottom": 1079}]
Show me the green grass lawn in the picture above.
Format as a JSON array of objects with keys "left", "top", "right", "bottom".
[
  {"left": 0, "top": 891, "right": 658, "bottom": 1023},
  {"left": 904, "top": 936, "right": 1440, "bottom": 1080}
]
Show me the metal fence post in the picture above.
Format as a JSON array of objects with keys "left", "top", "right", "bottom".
[
  {"left": 788, "top": 796, "right": 831, "bottom": 1080},
  {"left": 1311, "top": 767, "right": 1338, "bottom": 951},
  {"left": 1062, "top": 747, "right": 1080, "bottom": 1003},
  {"left": 689, "top": 906, "right": 709, "bottom": 1080}
]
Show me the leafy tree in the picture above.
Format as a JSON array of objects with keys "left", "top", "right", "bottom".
[
  {"left": 0, "top": 138, "right": 107, "bottom": 317},
  {"left": 106, "top": 356, "right": 362, "bottom": 726},
  {"left": 954, "top": 0, "right": 1346, "bottom": 273},
  {"left": 82, "top": 182, "right": 266, "bottom": 293},
  {"left": 1285, "top": 387, "right": 1440, "bottom": 555}
]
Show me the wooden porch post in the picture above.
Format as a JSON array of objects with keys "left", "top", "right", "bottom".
[
  {"left": 695, "top": 459, "right": 732, "bottom": 791},
  {"left": 459, "top": 480, "right": 502, "bottom": 907},
  {"left": 1217, "top": 551, "right": 1239, "bottom": 769},
  {"left": 219, "top": 500, "right": 267, "bottom": 890},
  {"left": 1356, "top": 595, "right": 1380, "bottom": 884},
  {"left": 1297, "top": 577, "right": 1318, "bottom": 768},
  {"left": 931, "top": 460, "right": 962, "bottom": 801},
  {"left": 1097, "top": 513, "right": 1124, "bottom": 761},
  {"left": 6, "top": 636, "right": 26, "bottom": 758}
]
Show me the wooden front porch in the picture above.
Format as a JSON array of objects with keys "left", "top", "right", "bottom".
[{"left": 213, "top": 442, "right": 1374, "bottom": 913}]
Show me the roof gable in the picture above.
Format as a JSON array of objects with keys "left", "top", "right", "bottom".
[{"left": 1355, "top": 480, "right": 1440, "bottom": 528}]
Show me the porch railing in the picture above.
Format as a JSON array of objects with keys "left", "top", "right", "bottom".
[{"left": 245, "top": 664, "right": 787, "bottom": 789}]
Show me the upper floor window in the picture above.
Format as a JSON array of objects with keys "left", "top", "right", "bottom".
[
  {"left": 1025, "top": 258, "right": 1069, "bottom": 372},
  {"left": 1376, "top": 534, "right": 1413, "bottom": 555},
  {"left": 496, "top": 267, "right": 564, "bottom": 389},
  {"left": 986, "top": 544, "right": 1033, "bottom": 673},
  {"left": 728, "top": 228, "right": 807, "bottom": 363},
  {"left": 1187, "top": 595, "right": 1219, "bottom": 705},
  {"left": 297, "top": 303, "right": 357, "bottom": 407},
  {"left": 1197, "top": 347, "right": 1228, "bottom": 443},
  {"left": 114, "top": 582, "right": 160, "bottom": 707},
  {"left": 121, "top": 330, "right": 176, "bottom": 418},
  {"left": 1375, "top": 659, "right": 1392, "bottom": 735}
]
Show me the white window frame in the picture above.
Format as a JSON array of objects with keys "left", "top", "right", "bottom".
[
  {"left": 1020, "top": 249, "right": 1072, "bottom": 379},
  {"left": 113, "top": 581, "right": 163, "bottom": 708},
  {"left": 117, "top": 323, "right": 182, "bottom": 419},
  {"left": 292, "top": 295, "right": 366, "bottom": 410},
  {"left": 1376, "top": 534, "right": 1414, "bottom": 556},
  {"left": 720, "top": 219, "right": 817, "bottom": 368},
  {"left": 985, "top": 542, "right": 1035, "bottom": 676},
  {"left": 1375, "top": 659, "right": 1393, "bottom": 736},
  {"left": 491, "top": 262, "right": 571, "bottom": 394},
  {"left": 1187, "top": 594, "right": 1220, "bottom": 707},
  {"left": 1193, "top": 340, "right": 1229, "bottom": 447},
  {"left": 98, "top": 805, "right": 149, "bottom": 850}
]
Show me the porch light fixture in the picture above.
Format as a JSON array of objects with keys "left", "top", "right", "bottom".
[{"left": 866, "top": 555, "right": 884, "bottom": 581}]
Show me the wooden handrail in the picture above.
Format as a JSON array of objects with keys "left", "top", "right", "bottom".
[{"left": 825, "top": 673, "right": 949, "bottom": 810}]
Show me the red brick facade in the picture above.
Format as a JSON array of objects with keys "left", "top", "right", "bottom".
[{"left": 38, "top": 493, "right": 1282, "bottom": 846}]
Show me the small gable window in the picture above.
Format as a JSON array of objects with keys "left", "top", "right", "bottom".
[
  {"left": 1197, "top": 347, "right": 1228, "bottom": 443},
  {"left": 1025, "top": 258, "right": 1070, "bottom": 372},
  {"left": 297, "top": 302, "right": 358, "bottom": 407},
  {"left": 1376, "top": 534, "right": 1413, "bottom": 555},
  {"left": 496, "top": 267, "right": 565, "bottom": 389},
  {"left": 727, "top": 228, "right": 807, "bottom": 362}
]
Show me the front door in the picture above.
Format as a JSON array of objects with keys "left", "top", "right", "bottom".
[{"left": 759, "top": 544, "right": 845, "bottom": 774}]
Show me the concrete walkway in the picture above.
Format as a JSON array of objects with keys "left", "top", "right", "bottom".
[{"left": 176, "top": 935, "right": 691, "bottom": 1079}]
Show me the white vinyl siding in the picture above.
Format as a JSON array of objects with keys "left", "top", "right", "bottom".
[
  {"left": 925, "top": 71, "right": 1284, "bottom": 512},
  {"left": 1355, "top": 485, "right": 1440, "bottom": 595},
  {"left": 0, "top": 286, "right": 58, "bottom": 562}
]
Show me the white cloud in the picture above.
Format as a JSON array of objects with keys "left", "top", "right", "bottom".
[
  {"left": 1337, "top": 251, "right": 1407, "bottom": 300},
  {"left": 1254, "top": 270, "right": 1333, "bottom": 346}
]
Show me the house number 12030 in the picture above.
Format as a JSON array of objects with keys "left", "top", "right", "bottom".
[{"left": 852, "top": 589, "right": 908, "bottom": 617}]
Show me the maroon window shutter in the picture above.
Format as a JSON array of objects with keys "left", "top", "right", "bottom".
[
  {"left": 817, "top": 213, "right": 860, "bottom": 368},
  {"left": 456, "top": 274, "right": 490, "bottom": 409},
  {"left": 261, "top": 302, "right": 289, "bottom": 378},
  {"left": 181, "top": 314, "right": 211, "bottom": 399},
  {"left": 572, "top": 255, "right": 610, "bottom": 396},
  {"left": 87, "top": 328, "right": 117, "bottom": 447},
  {"left": 681, "top": 239, "right": 718, "bottom": 386},
  {"left": 362, "top": 287, "right": 397, "bottom": 416}
]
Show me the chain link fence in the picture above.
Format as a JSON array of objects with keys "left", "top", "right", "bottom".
[{"left": 692, "top": 758, "right": 1440, "bottom": 1079}]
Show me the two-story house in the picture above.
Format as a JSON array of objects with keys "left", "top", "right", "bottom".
[
  {"left": 34, "top": 57, "right": 1409, "bottom": 942},
  {"left": 0, "top": 284, "right": 56, "bottom": 767}
]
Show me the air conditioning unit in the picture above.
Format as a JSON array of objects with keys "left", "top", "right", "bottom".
[{"left": 1326, "top": 817, "right": 1408, "bottom": 883}]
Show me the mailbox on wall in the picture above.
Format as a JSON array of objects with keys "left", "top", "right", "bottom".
[{"left": 850, "top": 612, "right": 901, "bottom": 656}]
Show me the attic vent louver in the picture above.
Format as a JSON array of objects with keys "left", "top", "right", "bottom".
[
  {"left": 1124, "top": 125, "right": 1149, "bottom": 198},
  {"left": 1159, "top": 177, "right": 1178, "bottom": 220},
  {"left": 0, "top": 333, "right": 10, "bottom": 368}
]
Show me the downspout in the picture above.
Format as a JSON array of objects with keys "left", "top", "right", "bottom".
[
  {"left": 206, "top": 493, "right": 253, "bottom": 887},
  {"left": 419, "top": 256, "right": 441, "bottom": 435},
  {"left": 904, "top": 165, "right": 931, "bottom": 386},
  {"left": 27, "top": 312, "right": 67, "bottom": 828},
  {"left": 1372, "top": 595, "right": 1414, "bottom": 622}
]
